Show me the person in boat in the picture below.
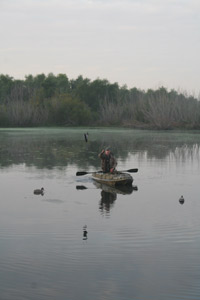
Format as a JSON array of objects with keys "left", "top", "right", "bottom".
[{"left": 98, "top": 147, "right": 117, "bottom": 173}]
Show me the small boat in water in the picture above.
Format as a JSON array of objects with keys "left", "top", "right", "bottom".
[{"left": 92, "top": 171, "right": 133, "bottom": 187}]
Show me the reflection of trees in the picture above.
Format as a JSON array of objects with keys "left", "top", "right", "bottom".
[{"left": 0, "top": 129, "right": 200, "bottom": 169}]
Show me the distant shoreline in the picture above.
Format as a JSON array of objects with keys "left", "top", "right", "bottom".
[{"left": 0, "top": 74, "right": 199, "bottom": 129}]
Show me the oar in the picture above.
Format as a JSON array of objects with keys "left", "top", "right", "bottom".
[
  {"left": 76, "top": 171, "right": 101, "bottom": 176},
  {"left": 76, "top": 168, "right": 138, "bottom": 176}
]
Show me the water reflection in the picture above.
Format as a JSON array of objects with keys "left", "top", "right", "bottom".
[
  {"left": 42, "top": 199, "right": 64, "bottom": 204},
  {"left": 83, "top": 225, "right": 88, "bottom": 240},
  {"left": 179, "top": 195, "right": 185, "bottom": 205},
  {"left": 99, "top": 190, "right": 117, "bottom": 215},
  {"left": 76, "top": 182, "right": 138, "bottom": 215},
  {"left": 95, "top": 182, "right": 138, "bottom": 215},
  {"left": 1, "top": 128, "right": 200, "bottom": 300},
  {"left": 1, "top": 128, "right": 200, "bottom": 170},
  {"left": 94, "top": 182, "right": 138, "bottom": 215}
]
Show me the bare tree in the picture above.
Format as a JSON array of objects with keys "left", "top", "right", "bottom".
[{"left": 140, "top": 93, "right": 175, "bottom": 129}]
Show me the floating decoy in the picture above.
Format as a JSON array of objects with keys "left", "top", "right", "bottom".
[
  {"left": 84, "top": 133, "right": 88, "bottom": 142},
  {"left": 179, "top": 195, "right": 184, "bottom": 204},
  {"left": 34, "top": 187, "right": 44, "bottom": 195}
]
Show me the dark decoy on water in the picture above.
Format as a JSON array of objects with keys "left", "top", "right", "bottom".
[
  {"left": 34, "top": 187, "right": 44, "bottom": 195},
  {"left": 179, "top": 195, "right": 184, "bottom": 204},
  {"left": 84, "top": 133, "right": 89, "bottom": 142}
]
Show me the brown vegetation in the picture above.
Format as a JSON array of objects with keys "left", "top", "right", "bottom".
[{"left": 0, "top": 73, "right": 199, "bottom": 129}]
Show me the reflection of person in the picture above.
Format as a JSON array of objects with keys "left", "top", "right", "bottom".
[
  {"left": 98, "top": 148, "right": 117, "bottom": 173},
  {"left": 99, "top": 191, "right": 117, "bottom": 214}
]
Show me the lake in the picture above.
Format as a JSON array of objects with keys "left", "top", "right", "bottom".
[{"left": 0, "top": 127, "right": 200, "bottom": 300}]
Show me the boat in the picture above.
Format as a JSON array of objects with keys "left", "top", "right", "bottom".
[{"left": 92, "top": 171, "right": 133, "bottom": 187}]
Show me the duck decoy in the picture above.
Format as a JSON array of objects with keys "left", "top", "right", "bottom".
[
  {"left": 34, "top": 187, "right": 44, "bottom": 195},
  {"left": 84, "top": 133, "right": 89, "bottom": 142},
  {"left": 179, "top": 195, "right": 184, "bottom": 204}
]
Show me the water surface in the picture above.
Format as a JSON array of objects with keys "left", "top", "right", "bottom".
[{"left": 0, "top": 128, "right": 200, "bottom": 300}]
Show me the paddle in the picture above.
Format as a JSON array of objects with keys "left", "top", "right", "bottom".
[{"left": 76, "top": 168, "right": 138, "bottom": 176}]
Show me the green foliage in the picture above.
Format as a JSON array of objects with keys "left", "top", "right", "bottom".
[
  {"left": 0, "top": 72, "right": 199, "bottom": 128},
  {"left": 48, "top": 95, "right": 92, "bottom": 125},
  {"left": 42, "top": 73, "right": 57, "bottom": 98},
  {"left": 0, "top": 104, "right": 8, "bottom": 126},
  {"left": 56, "top": 74, "right": 70, "bottom": 94},
  {"left": 0, "top": 74, "right": 14, "bottom": 103}
]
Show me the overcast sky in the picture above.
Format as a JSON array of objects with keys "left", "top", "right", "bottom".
[{"left": 1, "top": 0, "right": 199, "bottom": 94}]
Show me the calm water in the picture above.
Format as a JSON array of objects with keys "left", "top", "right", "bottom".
[{"left": 0, "top": 128, "right": 200, "bottom": 300}]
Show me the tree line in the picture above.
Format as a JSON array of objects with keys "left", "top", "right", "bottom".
[{"left": 0, "top": 73, "right": 199, "bottom": 129}]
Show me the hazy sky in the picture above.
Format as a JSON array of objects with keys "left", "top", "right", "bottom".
[{"left": 1, "top": 0, "right": 199, "bottom": 93}]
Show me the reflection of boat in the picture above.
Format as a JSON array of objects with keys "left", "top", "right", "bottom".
[
  {"left": 92, "top": 172, "right": 133, "bottom": 187},
  {"left": 76, "top": 181, "right": 138, "bottom": 216},
  {"left": 93, "top": 181, "right": 137, "bottom": 195},
  {"left": 95, "top": 181, "right": 137, "bottom": 215}
]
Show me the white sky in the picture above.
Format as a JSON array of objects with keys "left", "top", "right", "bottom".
[{"left": 1, "top": 0, "right": 200, "bottom": 94}]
